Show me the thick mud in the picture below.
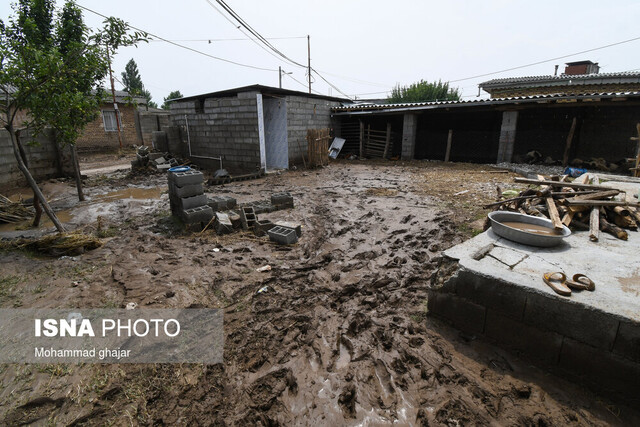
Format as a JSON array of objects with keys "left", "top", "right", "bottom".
[{"left": 0, "top": 161, "right": 637, "bottom": 425}]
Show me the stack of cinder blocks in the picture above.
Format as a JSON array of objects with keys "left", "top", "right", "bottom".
[{"left": 168, "top": 170, "right": 213, "bottom": 224}]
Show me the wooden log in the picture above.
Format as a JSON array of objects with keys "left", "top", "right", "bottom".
[
  {"left": 627, "top": 207, "right": 640, "bottom": 224},
  {"left": 514, "top": 177, "right": 623, "bottom": 191},
  {"left": 546, "top": 197, "right": 564, "bottom": 230},
  {"left": 612, "top": 206, "right": 638, "bottom": 230},
  {"left": 589, "top": 207, "right": 599, "bottom": 242},
  {"left": 600, "top": 214, "right": 628, "bottom": 240}
]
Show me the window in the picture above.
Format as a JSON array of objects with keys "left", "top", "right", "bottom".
[{"left": 102, "top": 110, "right": 121, "bottom": 132}]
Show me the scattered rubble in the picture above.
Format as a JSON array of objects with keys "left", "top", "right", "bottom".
[{"left": 485, "top": 173, "right": 640, "bottom": 242}]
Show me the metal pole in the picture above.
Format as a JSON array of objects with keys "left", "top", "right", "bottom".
[
  {"left": 307, "top": 35, "right": 311, "bottom": 94},
  {"left": 279, "top": 66, "right": 282, "bottom": 89},
  {"left": 106, "top": 45, "right": 124, "bottom": 150}
]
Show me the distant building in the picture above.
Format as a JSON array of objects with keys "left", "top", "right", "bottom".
[
  {"left": 479, "top": 61, "right": 640, "bottom": 98},
  {"left": 168, "top": 85, "right": 347, "bottom": 172}
]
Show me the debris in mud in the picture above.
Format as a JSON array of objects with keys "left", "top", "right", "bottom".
[
  {"left": 0, "top": 194, "right": 34, "bottom": 223},
  {"left": 1, "top": 231, "right": 102, "bottom": 256},
  {"left": 130, "top": 146, "right": 188, "bottom": 174}
]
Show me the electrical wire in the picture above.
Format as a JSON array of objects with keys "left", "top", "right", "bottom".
[
  {"left": 148, "top": 36, "right": 306, "bottom": 42},
  {"left": 77, "top": 4, "right": 278, "bottom": 72},
  {"left": 450, "top": 34, "right": 640, "bottom": 83}
]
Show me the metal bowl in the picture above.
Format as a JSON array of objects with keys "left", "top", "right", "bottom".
[{"left": 488, "top": 211, "right": 571, "bottom": 247}]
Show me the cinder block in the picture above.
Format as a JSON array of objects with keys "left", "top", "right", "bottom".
[
  {"left": 169, "top": 170, "right": 204, "bottom": 186},
  {"left": 427, "top": 291, "right": 486, "bottom": 335},
  {"left": 268, "top": 225, "right": 298, "bottom": 245},
  {"left": 155, "top": 164, "right": 171, "bottom": 171},
  {"left": 558, "top": 337, "right": 640, "bottom": 401},
  {"left": 169, "top": 182, "right": 204, "bottom": 198},
  {"left": 484, "top": 310, "right": 563, "bottom": 365},
  {"left": 270, "top": 192, "right": 294, "bottom": 208},
  {"left": 227, "top": 210, "right": 242, "bottom": 229},
  {"left": 274, "top": 221, "right": 301, "bottom": 237},
  {"left": 208, "top": 195, "right": 237, "bottom": 212},
  {"left": 254, "top": 220, "right": 274, "bottom": 236},
  {"left": 612, "top": 320, "right": 640, "bottom": 363},
  {"left": 523, "top": 292, "right": 618, "bottom": 351},
  {"left": 175, "top": 194, "right": 207, "bottom": 211},
  {"left": 180, "top": 205, "right": 213, "bottom": 224},
  {"left": 240, "top": 206, "right": 257, "bottom": 230},
  {"left": 214, "top": 212, "right": 233, "bottom": 235},
  {"left": 454, "top": 270, "right": 526, "bottom": 320},
  {"left": 149, "top": 152, "right": 165, "bottom": 160}
]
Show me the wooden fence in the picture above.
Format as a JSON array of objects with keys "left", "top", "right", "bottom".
[{"left": 307, "top": 128, "right": 331, "bottom": 168}]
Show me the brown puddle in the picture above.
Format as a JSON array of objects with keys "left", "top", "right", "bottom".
[
  {"left": 501, "top": 221, "right": 562, "bottom": 236},
  {"left": 0, "top": 187, "right": 162, "bottom": 232}
]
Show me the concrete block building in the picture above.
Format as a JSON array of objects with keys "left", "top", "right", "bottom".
[{"left": 169, "top": 85, "right": 347, "bottom": 172}]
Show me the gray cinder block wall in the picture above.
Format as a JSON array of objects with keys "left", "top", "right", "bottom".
[
  {"left": 286, "top": 96, "right": 341, "bottom": 166},
  {"left": 0, "top": 129, "right": 73, "bottom": 190},
  {"left": 170, "top": 92, "right": 261, "bottom": 172}
]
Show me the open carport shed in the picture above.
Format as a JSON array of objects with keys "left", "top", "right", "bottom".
[{"left": 332, "top": 92, "right": 640, "bottom": 165}]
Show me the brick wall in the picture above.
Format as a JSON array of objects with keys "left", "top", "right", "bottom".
[
  {"left": 0, "top": 128, "right": 73, "bottom": 191},
  {"left": 170, "top": 91, "right": 261, "bottom": 173},
  {"left": 76, "top": 103, "right": 141, "bottom": 153},
  {"left": 137, "top": 110, "right": 170, "bottom": 146},
  {"left": 286, "top": 96, "right": 341, "bottom": 166},
  {"left": 488, "top": 83, "right": 640, "bottom": 98}
]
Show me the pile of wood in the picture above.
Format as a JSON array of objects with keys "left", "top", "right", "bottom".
[
  {"left": 484, "top": 175, "right": 640, "bottom": 242},
  {"left": 0, "top": 194, "right": 33, "bottom": 224}
]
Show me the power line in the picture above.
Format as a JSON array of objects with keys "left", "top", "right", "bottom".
[
  {"left": 77, "top": 4, "right": 278, "bottom": 72},
  {"left": 214, "top": 0, "right": 306, "bottom": 69},
  {"left": 450, "top": 34, "right": 640, "bottom": 83},
  {"left": 149, "top": 36, "right": 306, "bottom": 43}
]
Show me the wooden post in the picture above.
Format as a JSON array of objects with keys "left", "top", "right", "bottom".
[
  {"left": 359, "top": 120, "right": 364, "bottom": 158},
  {"left": 366, "top": 124, "right": 371, "bottom": 158},
  {"left": 444, "top": 129, "right": 453, "bottom": 162},
  {"left": 383, "top": 123, "right": 392, "bottom": 159},
  {"left": 634, "top": 123, "right": 640, "bottom": 177},
  {"left": 562, "top": 117, "right": 577, "bottom": 167},
  {"left": 589, "top": 207, "right": 599, "bottom": 242}
]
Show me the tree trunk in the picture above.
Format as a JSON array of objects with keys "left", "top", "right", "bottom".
[
  {"left": 32, "top": 195, "right": 42, "bottom": 227},
  {"left": 70, "top": 144, "right": 85, "bottom": 201},
  {"left": 15, "top": 130, "right": 43, "bottom": 227},
  {"left": 7, "top": 124, "right": 65, "bottom": 233}
]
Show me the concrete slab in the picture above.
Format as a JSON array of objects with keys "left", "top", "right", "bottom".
[
  {"left": 430, "top": 224, "right": 640, "bottom": 401},
  {"left": 443, "top": 229, "right": 640, "bottom": 323}
]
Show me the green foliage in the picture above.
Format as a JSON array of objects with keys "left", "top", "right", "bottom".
[
  {"left": 121, "top": 58, "right": 156, "bottom": 107},
  {"left": 162, "top": 90, "right": 183, "bottom": 109},
  {"left": 0, "top": 0, "right": 148, "bottom": 146},
  {"left": 387, "top": 79, "right": 461, "bottom": 104}
]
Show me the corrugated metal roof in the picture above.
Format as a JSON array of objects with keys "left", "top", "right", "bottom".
[
  {"left": 331, "top": 91, "right": 640, "bottom": 114},
  {"left": 480, "top": 71, "right": 640, "bottom": 87}
]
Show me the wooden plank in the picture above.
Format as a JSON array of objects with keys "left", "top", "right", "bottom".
[
  {"left": 514, "top": 177, "right": 623, "bottom": 191},
  {"left": 566, "top": 200, "right": 640, "bottom": 207},
  {"left": 444, "top": 129, "right": 453, "bottom": 162},
  {"left": 589, "top": 207, "right": 599, "bottom": 242},
  {"left": 546, "top": 197, "right": 563, "bottom": 230},
  {"left": 562, "top": 117, "right": 577, "bottom": 167}
]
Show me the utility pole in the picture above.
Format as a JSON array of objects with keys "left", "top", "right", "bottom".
[
  {"left": 307, "top": 35, "right": 311, "bottom": 94},
  {"left": 106, "top": 45, "right": 123, "bottom": 150},
  {"left": 279, "top": 66, "right": 282, "bottom": 89}
]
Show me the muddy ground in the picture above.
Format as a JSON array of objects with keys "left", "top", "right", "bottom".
[{"left": 0, "top": 160, "right": 638, "bottom": 426}]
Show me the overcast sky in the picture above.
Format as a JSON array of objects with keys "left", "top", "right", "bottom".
[{"left": 2, "top": 1, "right": 640, "bottom": 103}]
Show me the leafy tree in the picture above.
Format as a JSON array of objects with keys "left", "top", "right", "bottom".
[
  {"left": 162, "top": 90, "right": 183, "bottom": 110},
  {"left": 121, "top": 58, "right": 156, "bottom": 107},
  {"left": 0, "top": 0, "right": 147, "bottom": 232},
  {"left": 387, "top": 79, "right": 461, "bottom": 103}
]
